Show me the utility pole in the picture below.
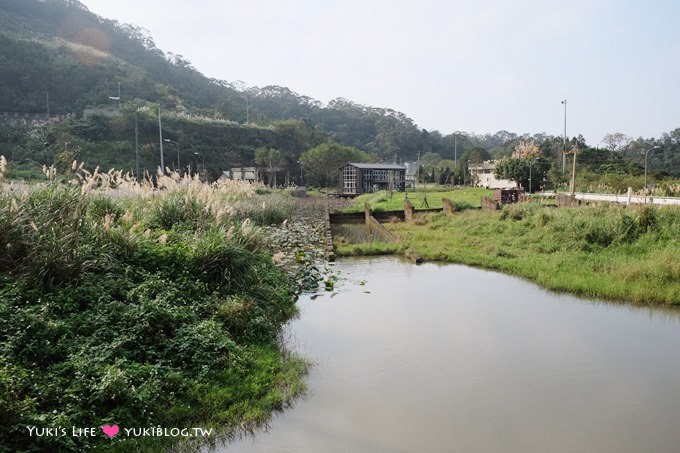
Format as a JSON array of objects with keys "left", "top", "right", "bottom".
[
  {"left": 570, "top": 145, "right": 578, "bottom": 195},
  {"left": 454, "top": 134, "right": 459, "bottom": 185},
  {"left": 134, "top": 111, "right": 139, "bottom": 181},
  {"left": 416, "top": 151, "right": 420, "bottom": 189}
]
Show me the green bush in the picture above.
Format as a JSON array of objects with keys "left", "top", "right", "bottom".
[
  {"left": 0, "top": 186, "right": 303, "bottom": 451},
  {"left": 234, "top": 193, "right": 295, "bottom": 226},
  {"left": 149, "top": 192, "right": 208, "bottom": 230}
]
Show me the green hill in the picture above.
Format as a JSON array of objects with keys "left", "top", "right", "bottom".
[{"left": 0, "top": 0, "right": 677, "bottom": 185}]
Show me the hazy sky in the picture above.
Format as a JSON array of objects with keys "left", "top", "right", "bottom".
[{"left": 80, "top": 0, "right": 679, "bottom": 144}]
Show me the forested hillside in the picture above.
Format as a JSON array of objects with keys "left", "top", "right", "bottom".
[{"left": 0, "top": 0, "right": 678, "bottom": 187}]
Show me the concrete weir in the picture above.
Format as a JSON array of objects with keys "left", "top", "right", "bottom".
[
  {"left": 363, "top": 203, "right": 397, "bottom": 242},
  {"left": 324, "top": 203, "right": 335, "bottom": 262},
  {"left": 326, "top": 197, "right": 443, "bottom": 256}
]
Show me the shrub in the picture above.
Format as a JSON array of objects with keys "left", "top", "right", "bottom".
[
  {"left": 88, "top": 194, "right": 125, "bottom": 219},
  {"left": 0, "top": 184, "right": 302, "bottom": 451},
  {"left": 0, "top": 185, "right": 109, "bottom": 288},
  {"left": 499, "top": 203, "right": 542, "bottom": 221},
  {"left": 233, "top": 193, "right": 295, "bottom": 226},
  {"left": 149, "top": 193, "right": 208, "bottom": 230}
]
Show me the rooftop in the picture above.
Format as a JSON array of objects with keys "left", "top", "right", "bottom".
[{"left": 346, "top": 162, "right": 406, "bottom": 170}]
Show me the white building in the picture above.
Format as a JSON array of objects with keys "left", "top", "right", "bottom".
[{"left": 468, "top": 160, "right": 516, "bottom": 189}]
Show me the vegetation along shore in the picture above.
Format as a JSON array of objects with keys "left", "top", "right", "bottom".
[
  {"left": 1, "top": 170, "right": 678, "bottom": 453},
  {"left": 0, "top": 169, "right": 331, "bottom": 452},
  {"left": 336, "top": 189, "right": 680, "bottom": 306}
]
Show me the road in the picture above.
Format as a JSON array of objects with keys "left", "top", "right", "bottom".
[{"left": 555, "top": 191, "right": 680, "bottom": 206}]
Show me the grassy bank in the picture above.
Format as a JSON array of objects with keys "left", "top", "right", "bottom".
[
  {"left": 0, "top": 177, "right": 308, "bottom": 451},
  {"left": 344, "top": 203, "right": 680, "bottom": 305},
  {"left": 343, "top": 188, "right": 493, "bottom": 212}
]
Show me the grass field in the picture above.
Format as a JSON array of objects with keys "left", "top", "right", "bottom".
[
  {"left": 343, "top": 187, "right": 494, "bottom": 212},
  {"left": 339, "top": 201, "right": 680, "bottom": 306}
]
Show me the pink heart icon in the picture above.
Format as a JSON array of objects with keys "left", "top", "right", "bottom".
[{"left": 102, "top": 424, "right": 119, "bottom": 438}]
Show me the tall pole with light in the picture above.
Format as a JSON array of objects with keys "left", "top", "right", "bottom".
[
  {"left": 109, "top": 90, "right": 140, "bottom": 182},
  {"left": 164, "top": 139, "right": 180, "bottom": 173},
  {"left": 416, "top": 151, "right": 420, "bottom": 189},
  {"left": 570, "top": 145, "right": 578, "bottom": 196},
  {"left": 158, "top": 107, "right": 165, "bottom": 175},
  {"left": 644, "top": 145, "right": 661, "bottom": 203},
  {"left": 194, "top": 152, "right": 205, "bottom": 181},
  {"left": 297, "top": 160, "right": 304, "bottom": 186},
  {"left": 561, "top": 99, "right": 567, "bottom": 175}
]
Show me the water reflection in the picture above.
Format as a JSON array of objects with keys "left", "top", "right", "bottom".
[{"left": 222, "top": 257, "right": 680, "bottom": 453}]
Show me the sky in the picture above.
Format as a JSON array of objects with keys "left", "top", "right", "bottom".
[{"left": 80, "top": 0, "right": 679, "bottom": 145}]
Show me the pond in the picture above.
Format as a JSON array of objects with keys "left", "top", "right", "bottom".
[{"left": 221, "top": 257, "right": 680, "bottom": 453}]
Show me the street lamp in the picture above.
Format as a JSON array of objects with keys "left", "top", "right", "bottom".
[
  {"left": 561, "top": 99, "right": 567, "bottom": 175},
  {"left": 644, "top": 145, "right": 662, "bottom": 202},
  {"left": 163, "top": 139, "right": 180, "bottom": 173},
  {"left": 109, "top": 94, "right": 140, "bottom": 182},
  {"left": 297, "top": 160, "right": 304, "bottom": 186},
  {"left": 158, "top": 107, "right": 165, "bottom": 175},
  {"left": 194, "top": 152, "right": 205, "bottom": 181}
]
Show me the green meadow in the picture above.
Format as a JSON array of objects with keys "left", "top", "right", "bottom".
[
  {"left": 338, "top": 199, "right": 680, "bottom": 306},
  {"left": 343, "top": 188, "right": 494, "bottom": 212}
]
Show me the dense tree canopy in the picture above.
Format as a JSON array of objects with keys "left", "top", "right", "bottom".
[
  {"left": 495, "top": 157, "right": 550, "bottom": 192},
  {"left": 299, "top": 143, "right": 372, "bottom": 188}
]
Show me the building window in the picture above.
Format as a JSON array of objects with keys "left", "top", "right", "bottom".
[{"left": 342, "top": 165, "right": 356, "bottom": 193}]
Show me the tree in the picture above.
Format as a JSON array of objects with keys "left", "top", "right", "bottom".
[
  {"left": 299, "top": 142, "right": 371, "bottom": 188},
  {"left": 463, "top": 147, "right": 491, "bottom": 164},
  {"left": 495, "top": 156, "right": 551, "bottom": 192},
  {"left": 602, "top": 132, "right": 632, "bottom": 153},
  {"left": 512, "top": 140, "right": 541, "bottom": 159},
  {"left": 255, "top": 147, "right": 284, "bottom": 187},
  {"left": 437, "top": 159, "right": 457, "bottom": 185}
]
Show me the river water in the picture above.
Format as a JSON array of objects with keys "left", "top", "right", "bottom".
[{"left": 222, "top": 256, "right": 680, "bottom": 453}]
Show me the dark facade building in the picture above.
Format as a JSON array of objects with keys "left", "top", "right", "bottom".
[{"left": 339, "top": 163, "right": 406, "bottom": 195}]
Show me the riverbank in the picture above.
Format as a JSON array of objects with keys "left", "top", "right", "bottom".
[
  {"left": 0, "top": 182, "right": 322, "bottom": 452},
  {"left": 225, "top": 256, "right": 680, "bottom": 453},
  {"left": 336, "top": 202, "right": 680, "bottom": 306}
]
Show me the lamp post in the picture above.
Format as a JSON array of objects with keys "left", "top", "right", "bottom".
[
  {"left": 416, "top": 151, "right": 420, "bottom": 189},
  {"left": 561, "top": 99, "right": 567, "bottom": 175},
  {"left": 158, "top": 107, "right": 165, "bottom": 175},
  {"left": 163, "top": 139, "right": 180, "bottom": 174},
  {"left": 109, "top": 94, "right": 140, "bottom": 182},
  {"left": 194, "top": 152, "right": 205, "bottom": 181},
  {"left": 644, "top": 145, "right": 661, "bottom": 203},
  {"left": 297, "top": 160, "right": 304, "bottom": 186}
]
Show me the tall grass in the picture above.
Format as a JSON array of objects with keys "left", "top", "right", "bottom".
[
  {"left": 233, "top": 192, "right": 296, "bottom": 226},
  {"left": 0, "top": 155, "right": 6, "bottom": 184},
  {"left": 383, "top": 203, "right": 680, "bottom": 305},
  {"left": 0, "top": 172, "right": 306, "bottom": 451}
]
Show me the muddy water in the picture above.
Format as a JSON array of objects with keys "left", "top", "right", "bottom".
[{"left": 222, "top": 257, "right": 680, "bottom": 453}]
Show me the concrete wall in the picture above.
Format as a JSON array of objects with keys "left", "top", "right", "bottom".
[
  {"left": 404, "top": 198, "right": 414, "bottom": 221},
  {"left": 442, "top": 198, "right": 456, "bottom": 214}
]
